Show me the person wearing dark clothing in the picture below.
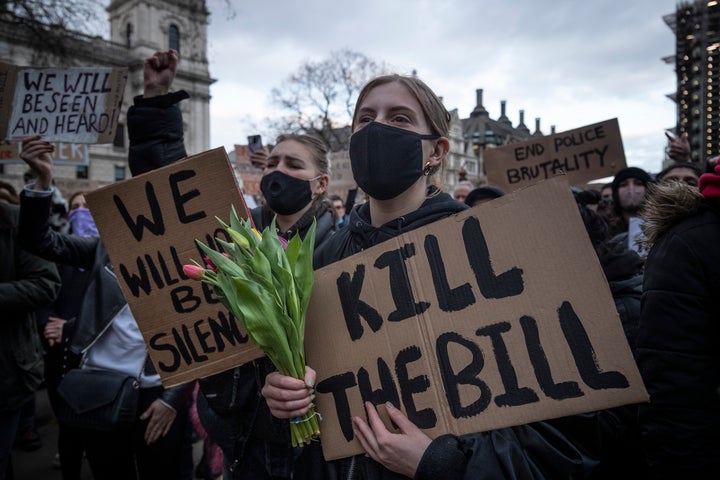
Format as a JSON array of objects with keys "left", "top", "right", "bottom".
[
  {"left": 0, "top": 202, "right": 61, "bottom": 480},
  {"left": 125, "top": 52, "right": 337, "bottom": 479},
  {"left": 577, "top": 202, "right": 648, "bottom": 477},
  {"left": 263, "top": 74, "right": 635, "bottom": 480},
  {"left": 201, "top": 134, "right": 336, "bottom": 480},
  {"left": 636, "top": 168, "right": 720, "bottom": 478},
  {"left": 609, "top": 166, "right": 652, "bottom": 237},
  {"left": 17, "top": 50, "right": 192, "bottom": 480}
]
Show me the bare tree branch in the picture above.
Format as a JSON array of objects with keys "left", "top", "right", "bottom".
[{"left": 267, "top": 49, "right": 388, "bottom": 151}]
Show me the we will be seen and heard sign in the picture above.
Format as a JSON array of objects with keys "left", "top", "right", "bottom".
[{"left": 0, "top": 63, "right": 127, "bottom": 143}]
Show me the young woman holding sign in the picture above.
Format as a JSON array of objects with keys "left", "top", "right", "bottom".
[
  {"left": 261, "top": 74, "right": 635, "bottom": 479},
  {"left": 17, "top": 51, "right": 192, "bottom": 480}
]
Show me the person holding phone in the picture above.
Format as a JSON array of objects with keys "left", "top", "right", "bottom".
[{"left": 262, "top": 73, "right": 641, "bottom": 479}]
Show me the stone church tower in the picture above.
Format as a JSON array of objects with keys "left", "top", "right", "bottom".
[
  {"left": 0, "top": 0, "right": 214, "bottom": 193},
  {"left": 108, "top": 0, "right": 213, "bottom": 156}
]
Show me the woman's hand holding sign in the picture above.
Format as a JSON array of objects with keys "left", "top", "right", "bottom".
[
  {"left": 353, "top": 401, "right": 432, "bottom": 478},
  {"left": 20, "top": 136, "right": 55, "bottom": 190}
]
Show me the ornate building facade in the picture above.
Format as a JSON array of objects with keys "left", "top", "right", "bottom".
[{"left": 0, "top": 0, "right": 213, "bottom": 195}]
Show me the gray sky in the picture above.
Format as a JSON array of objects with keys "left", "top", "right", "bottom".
[{"left": 206, "top": 0, "right": 680, "bottom": 175}]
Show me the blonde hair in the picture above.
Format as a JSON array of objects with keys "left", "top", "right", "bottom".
[
  {"left": 352, "top": 74, "right": 450, "bottom": 192},
  {"left": 352, "top": 74, "right": 451, "bottom": 136}
]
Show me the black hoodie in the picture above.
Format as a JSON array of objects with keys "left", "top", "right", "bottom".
[{"left": 313, "top": 187, "right": 467, "bottom": 269}]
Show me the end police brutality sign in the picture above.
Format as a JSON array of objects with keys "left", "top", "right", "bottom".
[{"left": 484, "top": 118, "right": 627, "bottom": 192}]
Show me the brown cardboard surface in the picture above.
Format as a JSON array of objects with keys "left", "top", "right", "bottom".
[
  {"left": 86, "top": 148, "right": 264, "bottom": 387},
  {"left": 0, "top": 62, "right": 127, "bottom": 143},
  {"left": 305, "top": 175, "right": 648, "bottom": 460},
  {"left": 484, "top": 119, "right": 627, "bottom": 193}
]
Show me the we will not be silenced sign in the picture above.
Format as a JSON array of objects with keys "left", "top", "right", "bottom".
[
  {"left": 0, "top": 62, "right": 127, "bottom": 143},
  {"left": 305, "top": 175, "right": 648, "bottom": 460},
  {"left": 86, "top": 148, "right": 264, "bottom": 387},
  {"left": 484, "top": 118, "right": 627, "bottom": 193}
]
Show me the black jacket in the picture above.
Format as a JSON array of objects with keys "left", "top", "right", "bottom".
[
  {"left": 637, "top": 186, "right": 720, "bottom": 478},
  {"left": 0, "top": 203, "right": 60, "bottom": 412}
]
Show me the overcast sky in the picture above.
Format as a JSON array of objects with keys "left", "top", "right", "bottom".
[{"left": 205, "top": 0, "right": 680, "bottom": 175}]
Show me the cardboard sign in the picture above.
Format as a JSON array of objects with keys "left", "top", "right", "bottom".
[
  {"left": 0, "top": 63, "right": 127, "bottom": 143},
  {"left": 234, "top": 144, "right": 263, "bottom": 196},
  {"left": 305, "top": 175, "right": 648, "bottom": 460},
  {"left": 86, "top": 148, "right": 264, "bottom": 387},
  {"left": 0, "top": 141, "right": 89, "bottom": 165},
  {"left": 328, "top": 151, "right": 357, "bottom": 199},
  {"left": 484, "top": 119, "right": 627, "bottom": 193}
]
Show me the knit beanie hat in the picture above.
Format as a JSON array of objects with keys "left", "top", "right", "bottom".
[
  {"left": 699, "top": 162, "right": 720, "bottom": 198},
  {"left": 611, "top": 167, "right": 652, "bottom": 215}
]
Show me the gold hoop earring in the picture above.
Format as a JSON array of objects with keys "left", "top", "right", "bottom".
[{"left": 423, "top": 162, "right": 438, "bottom": 176}]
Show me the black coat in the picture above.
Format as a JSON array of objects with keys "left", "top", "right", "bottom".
[
  {"left": 637, "top": 195, "right": 720, "bottom": 478},
  {"left": 0, "top": 203, "right": 60, "bottom": 412}
]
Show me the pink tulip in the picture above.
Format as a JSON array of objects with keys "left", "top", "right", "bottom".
[
  {"left": 278, "top": 236, "right": 288, "bottom": 250},
  {"left": 183, "top": 264, "right": 205, "bottom": 281}
]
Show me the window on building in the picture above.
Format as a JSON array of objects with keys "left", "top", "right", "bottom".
[
  {"left": 114, "top": 122, "right": 125, "bottom": 147},
  {"left": 76, "top": 165, "right": 88, "bottom": 180},
  {"left": 115, "top": 165, "right": 126, "bottom": 182},
  {"left": 169, "top": 24, "right": 180, "bottom": 52},
  {"left": 126, "top": 23, "right": 133, "bottom": 48}
]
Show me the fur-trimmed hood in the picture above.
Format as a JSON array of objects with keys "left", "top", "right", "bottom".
[{"left": 641, "top": 181, "right": 703, "bottom": 247}]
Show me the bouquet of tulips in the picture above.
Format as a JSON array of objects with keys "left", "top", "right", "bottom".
[{"left": 183, "top": 206, "right": 320, "bottom": 447}]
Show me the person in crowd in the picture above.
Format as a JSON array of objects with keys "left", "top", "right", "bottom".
[
  {"left": 205, "top": 134, "right": 335, "bottom": 480},
  {"left": 635, "top": 165, "right": 720, "bottom": 478},
  {"left": 17, "top": 49, "right": 192, "bottom": 480},
  {"left": 576, "top": 200, "right": 649, "bottom": 478},
  {"left": 0, "top": 201, "right": 61, "bottom": 480},
  {"left": 574, "top": 187, "right": 601, "bottom": 212},
  {"left": 8, "top": 175, "right": 49, "bottom": 454},
  {"left": 33, "top": 190, "right": 96, "bottom": 479},
  {"left": 665, "top": 131, "right": 690, "bottom": 163},
  {"left": 452, "top": 180, "right": 474, "bottom": 203},
  {"left": 330, "top": 194, "right": 350, "bottom": 227},
  {"left": 0, "top": 181, "right": 19, "bottom": 205},
  {"left": 262, "top": 73, "right": 636, "bottom": 479},
  {"left": 596, "top": 183, "right": 614, "bottom": 220},
  {"left": 654, "top": 162, "right": 702, "bottom": 187},
  {"left": 124, "top": 50, "right": 337, "bottom": 480},
  {"left": 464, "top": 185, "right": 505, "bottom": 207},
  {"left": 608, "top": 166, "right": 652, "bottom": 237}
]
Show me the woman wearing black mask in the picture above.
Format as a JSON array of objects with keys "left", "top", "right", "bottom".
[
  {"left": 196, "top": 132, "right": 338, "bottom": 480},
  {"left": 252, "top": 133, "right": 336, "bottom": 247},
  {"left": 263, "top": 74, "right": 632, "bottom": 480}
]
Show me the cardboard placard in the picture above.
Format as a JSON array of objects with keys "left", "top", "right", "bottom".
[
  {"left": 305, "top": 175, "right": 648, "bottom": 460},
  {"left": 328, "top": 151, "right": 357, "bottom": 199},
  {"left": 0, "top": 141, "right": 89, "bottom": 165},
  {"left": 484, "top": 119, "right": 627, "bottom": 193},
  {"left": 86, "top": 148, "right": 264, "bottom": 387},
  {"left": 0, "top": 62, "right": 127, "bottom": 143}
]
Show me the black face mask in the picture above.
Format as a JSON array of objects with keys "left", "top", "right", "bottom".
[
  {"left": 260, "top": 170, "right": 319, "bottom": 215},
  {"left": 350, "top": 122, "right": 439, "bottom": 200}
]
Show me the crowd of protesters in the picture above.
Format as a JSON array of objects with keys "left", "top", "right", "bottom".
[{"left": 1, "top": 49, "right": 718, "bottom": 480}]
